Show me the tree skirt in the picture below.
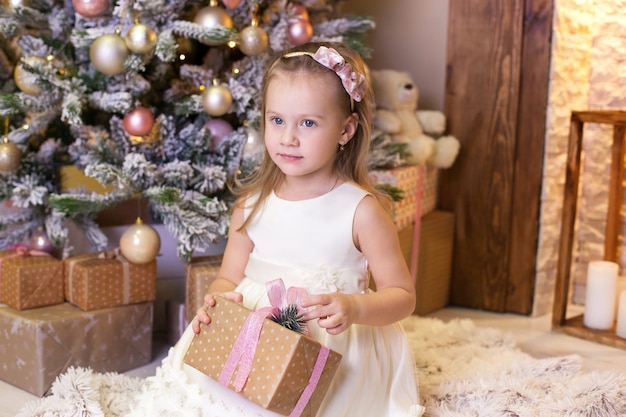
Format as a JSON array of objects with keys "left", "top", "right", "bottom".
[{"left": 16, "top": 317, "right": 626, "bottom": 417}]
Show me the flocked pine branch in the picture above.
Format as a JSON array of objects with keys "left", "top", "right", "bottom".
[{"left": 0, "top": 0, "right": 377, "bottom": 259}]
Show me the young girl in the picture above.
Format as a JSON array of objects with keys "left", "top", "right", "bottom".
[{"left": 166, "top": 42, "right": 424, "bottom": 417}]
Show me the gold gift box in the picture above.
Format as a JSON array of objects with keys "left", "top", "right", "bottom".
[
  {"left": 0, "top": 250, "right": 64, "bottom": 310},
  {"left": 184, "top": 297, "right": 342, "bottom": 417},
  {"left": 185, "top": 255, "right": 222, "bottom": 323},
  {"left": 0, "top": 301, "right": 153, "bottom": 396},
  {"left": 64, "top": 252, "right": 156, "bottom": 311}
]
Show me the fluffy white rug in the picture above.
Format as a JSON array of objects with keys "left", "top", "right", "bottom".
[{"left": 15, "top": 317, "right": 626, "bottom": 417}]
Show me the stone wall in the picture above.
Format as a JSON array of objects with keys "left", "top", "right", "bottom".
[{"left": 535, "top": 0, "right": 626, "bottom": 315}]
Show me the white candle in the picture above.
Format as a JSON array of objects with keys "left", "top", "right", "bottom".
[
  {"left": 583, "top": 260, "right": 618, "bottom": 330},
  {"left": 617, "top": 291, "right": 626, "bottom": 339},
  {"left": 616, "top": 277, "right": 626, "bottom": 316}
]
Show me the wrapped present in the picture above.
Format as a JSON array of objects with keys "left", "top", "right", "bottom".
[
  {"left": 64, "top": 249, "right": 156, "bottom": 311},
  {"left": 185, "top": 255, "right": 222, "bottom": 323},
  {"left": 408, "top": 210, "right": 455, "bottom": 315},
  {"left": 0, "top": 301, "right": 153, "bottom": 396},
  {"left": 184, "top": 280, "right": 342, "bottom": 417},
  {"left": 0, "top": 246, "right": 64, "bottom": 310},
  {"left": 0, "top": 249, "right": 16, "bottom": 301},
  {"left": 369, "top": 165, "right": 439, "bottom": 229}
]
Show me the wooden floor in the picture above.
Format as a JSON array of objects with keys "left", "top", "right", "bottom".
[{"left": 2, "top": 306, "right": 626, "bottom": 417}]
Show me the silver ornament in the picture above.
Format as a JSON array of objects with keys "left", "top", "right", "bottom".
[
  {"left": 125, "top": 23, "right": 158, "bottom": 55},
  {"left": 243, "top": 127, "right": 264, "bottom": 157},
  {"left": 202, "top": 83, "right": 233, "bottom": 116},
  {"left": 89, "top": 34, "right": 128, "bottom": 75}
]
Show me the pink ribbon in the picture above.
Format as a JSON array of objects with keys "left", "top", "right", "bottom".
[
  {"left": 410, "top": 165, "right": 425, "bottom": 279},
  {"left": 0, "top": 245, "right": 52, "bottom": 298},
  {"left": 217, "top": 279, "right": 329, "bottom": 417}
]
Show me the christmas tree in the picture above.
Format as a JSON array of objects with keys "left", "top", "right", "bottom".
[{"left": 0, "top": 0, "right": 374, "bottom": 260}]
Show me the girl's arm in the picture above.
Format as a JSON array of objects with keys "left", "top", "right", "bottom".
[
  {"left": 301, "top": 195, "right": 416, "bottom": 333},
  {"left": 192, "top": 201, "right": 254, "bottom": 333}
]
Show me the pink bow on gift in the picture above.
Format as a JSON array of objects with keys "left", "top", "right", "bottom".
[
  {"left": 266, "top": 278, "right": 309, "bottom": 336},
  {"left": 218, "top": 278, "right": 330, "bottom": 417}
]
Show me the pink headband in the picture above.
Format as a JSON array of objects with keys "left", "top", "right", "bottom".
[{"left": 283, "top": 46, "right": 366, "bottom": 111}]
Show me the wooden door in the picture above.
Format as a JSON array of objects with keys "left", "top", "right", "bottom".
[{"left": 439, "top": 0, "right": 553, "bottom": 313}]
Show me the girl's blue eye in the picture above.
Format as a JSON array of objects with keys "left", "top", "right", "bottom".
[
  {"left": 303, "top": 119, "right": 315, "bottom": 128},
  {"left": 271, "top": 116, "right": 284, "bottom": 125}
]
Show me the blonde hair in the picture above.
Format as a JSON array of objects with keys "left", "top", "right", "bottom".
[{"left": 234, "top": 41, "right": 389, "bottom": 230}]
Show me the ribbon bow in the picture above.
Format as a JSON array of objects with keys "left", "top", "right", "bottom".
[
  {"left": 313, "top": 46, "right": 366, "bottom": 103},
  {"left": 217, "top": 278, "right": 330, "bottom": 417}
]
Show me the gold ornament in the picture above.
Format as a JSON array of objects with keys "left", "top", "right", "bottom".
[
  {"left": 194, "top": 1, "right": 234, "bottom": 46},
  {"left": 125, "top": 23, "right": 158, "bottom": 54},
  {"left": 14, "top": 56, "right": 47, "bottom": 96},
  {"left": 202, "top": 80, "right": 232, "bottom": 116},
  {"left": 0, "top": 136, "right": 21, "bottom": 173},
  {"left": 5, "top": 0, "right": 30, "bottom": 12},
  {"left": 239, "top": 22, "right": 268, "bottom": 56},
  {"left": 89, "top": 33, "right": 129, "bottom": 75},
  {"left": 119, "top": 217, "right": 161, "bottom": 264}
]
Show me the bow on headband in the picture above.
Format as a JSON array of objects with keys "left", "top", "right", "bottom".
[{"left": 284, "top": 46, "right": 366, "bottom": 108}]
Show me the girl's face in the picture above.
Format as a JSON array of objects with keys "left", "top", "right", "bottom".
[{"left": 264, "top": 71, "right": 357, "bottom": 182}]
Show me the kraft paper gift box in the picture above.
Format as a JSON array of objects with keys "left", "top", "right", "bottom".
[
  {"left": 184, "top": 297, "right": 342, "bottom": 417},
  {"left": 0, "top": 301, "right": 153, "bottom": 396},
  {"left": 0, "top": 250, "right": 16, "bottom": 301},
  {"left": 64, "top": 251, "right": 156, "bottom": 311},
  {"left": 412, "top": 210, "right": 455, "bottom": 315},
  {"left": 185, "top": 255, "right": 222, "bottom": 323},
  {"left": 369, "top": 165, "right": 438, "bottom": 229},
  {"left": 0, "top": 249, "right": 64, "bottom": 310}
]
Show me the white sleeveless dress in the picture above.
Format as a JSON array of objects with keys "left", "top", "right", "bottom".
[{"left": 129, "top": 183, "right": 425, "bottom": 417}]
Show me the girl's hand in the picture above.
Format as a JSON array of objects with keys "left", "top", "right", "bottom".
[
  {"left": 192, "top": 291, "right": 244, "bottom": 334},
  {"left": 301, "top": 293, "right": 359, "bottom": 335}
]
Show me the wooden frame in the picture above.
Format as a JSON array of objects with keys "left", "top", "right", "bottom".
[{"left": 552, "top": 110, "right": 626, "bottom": 349}]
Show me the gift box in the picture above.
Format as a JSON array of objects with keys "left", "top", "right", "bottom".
[
  {"left": 184, "top": 297, "right": 342, "bottom": 417},
  {"left": 0, "top": 249, "right": 64, "bottom": 310},
  {"left": 64, "top": 251, "right": 156, "bottom": 311},
  {"left": 0, "top": 250, "right": 16, "bottom": 301},
  {"left": 413, "top": 210, "right": 455, "bottom": 315},
  {"left": 0, "top": 301, "right": 153, "bottom": 396},
  {"left": 185, "top": 255, "right": 222, "bottom": 323},
  {"left": 369, "top": 165, "right": 439, "bottom": 229}
]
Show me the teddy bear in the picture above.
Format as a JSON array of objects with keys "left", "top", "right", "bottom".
[{"left": 370, "top": 69, "right": 460, "bottom": 168}]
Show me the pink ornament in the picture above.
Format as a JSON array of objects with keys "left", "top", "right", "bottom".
[
  {"left": 287, "top": 2, "right": 309, "bottom": 22},
  {"left": 123, "top": 106, "right": 155, "bottom": 137},
  {"left": 221, "top": 0, "right": 242, "bottom": 9},
  {"left": 288, "top": 19, "right": 313, "bottom": 46},
  {"left": 205, "top": 118, "right": 234, "bottom": 151},
  {"left": 72, "top": 0, "right": 109, "bottom": 18},
  {"left": 28, "top": 228, "right": 55, "bottom": 254}
]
